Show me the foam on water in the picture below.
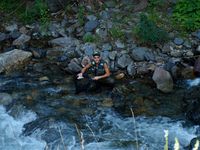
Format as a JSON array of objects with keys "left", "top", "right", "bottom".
[
  {"left": 186, "top": 78, "right": 200, "bottom": 87},
  {"left": 0, "top": 105, "right": 46, "bottom": 150}
]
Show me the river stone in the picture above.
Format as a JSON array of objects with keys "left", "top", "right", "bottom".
[
  {"left": 131, "top": 47, "right": 155, "bottom": 61},
  {"left": 5, "top": 24, "right": 18, "bottom": 32},
  {"left": 0, "top": 93, "right": 12, "bottom": 105},
  {"left": 102, "top": 43, "right": 112, "bottom": 51},
  {"left": 84, "top": 20, "right": 99, "bottom": 32},
  {"left": 174, "top": 37, "right": 184, "bottom": 45},
  {"left": 30, "top": 48, "right": 46, "bottom": 59},
  {"left": 115, "top": 40, "right": 125, "bottom": 49},
  {"left": 152, "top": 67, "right": 173, "bottom": 93},
  {"left": 100, "top": 10, "right": 110, "bottom": 19},
  {"left": 0, "top": 49, "right": 32, "bottom": 73},
  {"left": 49, "top": 37, "right": 79, "bottom": 48},
  {"left": 86, "top": 15, "right": 97, "bottom": 21},
  {"left": 196, "top": 45, "right": 200, "bottom": 53},
  {"left": 12, "top": 34, "right": 31, "bottom": 46},
  {"left": 109, "top": 51, "right": 117, "bottom": 60},
  {"left": 82, "top": 43, "right": 96, "bottom": 56},
  {"left": 0, "top": 32, "right": 6, "bottom": 42},
  {"left": 9, "top": 30, "right": 21, "bottom": 39},
  {"left": 117, "top": 54, "right": 132, "bottom": 69},
  {"left": 127, "top": 62, "right": 136, "bottom": 76},
  {"left": 192, "top": 30, "right": 200, "bottom": 40},
  {"left": 67, "top": 58, "right": 82, "bottom": 73}
]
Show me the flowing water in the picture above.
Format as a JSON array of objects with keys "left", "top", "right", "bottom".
[{"left": 0, "top": 71, "right": 200, "bottom": 150}]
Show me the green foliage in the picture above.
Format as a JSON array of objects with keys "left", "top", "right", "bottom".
[
  {"left": 148, "top": 0, "right": 165, "bottom": 9},
  {"left": 133, "top": 13, "right": 169, "bottom": 45},
  {"left": 172, "top": 0, "right": 200, "bottom": 31},
  {"left": 83, "top": 33, "right": 98, "bottom": 43},
  {"left": 109, "top": 26, "right": 125, "bottom": 41},
  {"left": 0, "top": 0, "right": 50, "bottom": 28},
  {"left": 78, "top": 5, "right": 85, "bottom": 26}
]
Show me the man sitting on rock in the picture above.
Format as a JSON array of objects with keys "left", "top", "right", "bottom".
[{"left": 76, "top": 51, "right": 114, "bottom": 93}]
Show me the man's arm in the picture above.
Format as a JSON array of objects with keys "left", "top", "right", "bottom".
[
  {"left": 93, "top": 63, "right": 110, "bottom": 80},
  {"left": 77, "top": 63, "right": 91, "bottom": 76}
]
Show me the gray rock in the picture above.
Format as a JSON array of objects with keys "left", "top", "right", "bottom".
[
  {"left": 174, "top": 37, "right": 184, "bottom": 45},
  {"left": 117, "top": 54, "right": 132, "bottom": 68},
  {"left": 192, "top": 30, "right": 200, "bottom": 40},
  {"left": 102, "top": 43, "right": 112, "bottom": 51},
  {"left": 162, "top": 42, "right": 172, "bottom": 53},
  {"left": 109, "top": 51, "right": 117, "bottom": 60},
  {"left": 82, "top": 43, "right": 96, "bottom": 56},
  {"left": 0, "top": 49, "right": 32, "bottom": 73},
  {"left": 67, "top": 58, "right": 82, "bottom": 73},
  {"left": 183, "top": 40, "right": 192, "bottom": 48},
  {"left": 101, "top": 50, "right": 110, "bottom": 61},
  {"left": 100, "top": 11, "right": 110, "bottom": 19},
  {"left": 86, "top": 15, "right": 97, "bottom": 21},
  {"left": 5, "top": 24, "right": 18, "bottom": 32},
  {"left": 9, "top": 30, "right": 21, "bottom": 39},
  {"left": 115, "top": 40, "right": 125, "bottom": 49},
  {"left": 0, "top": 33, "right": 6, "bottom": 42},
  {"left": 49, "top": 37, "right": 79, "bottom": 48},
  {"left": 84, "top": 20, "right": 99, "bottom": 32},
  {"left": 131, "top": 47, "right": 155, "bottom": 61},
  {"left": 96, "top": 28, "right": 108, "bottom": 40},
  {"left": 12, "top": 34, "right": 31, "bottom": 46},
  {"left": 0, "top": 93, "right": 13, "bottom": 105},
  {"left": 152, "top": 67, "right": 173, "bottom": 93},
  {"left": 196, "top": 45, "right": 200, "bottom": 52},
  {"left": 127, "top": 62, "right": 136, "bottom": 76}
]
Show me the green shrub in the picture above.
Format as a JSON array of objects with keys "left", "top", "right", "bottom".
[
  {"left": 78, "top": 5, "right": 85, "bottom": 26},
  {"left": 83, "top": 33, "right": 98, "bottom": 43},
  {"left": 109, "top": 26, "right": 125, "bottom": 41},
  {"left": 133, "top": 13, "right": 169, "bottom": 45},
  {"left": 172, "top": 0, "right": 200, "bottom": 31},
  {"left": 0, "top": 0, "right": 50, "bottom": 28}
]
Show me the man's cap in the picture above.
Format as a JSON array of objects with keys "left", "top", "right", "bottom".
[{"left": 93, "top": 51, "right": 100, "bottom": 57}]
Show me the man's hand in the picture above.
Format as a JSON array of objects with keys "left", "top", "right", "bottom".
[
  {"left": 77, "top": 73, "right": 84, "bottom": 79},
  {"left": 92, "top": 76, "right": 100, "bottom": 80}
]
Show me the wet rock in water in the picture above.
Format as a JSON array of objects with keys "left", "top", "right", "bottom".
[
  {"left": 0, "top": 49, "right": 32, "bottom": 73},
  {"left": 0, "top": 93, "right": 12, "bottom": 106},
  {"left": 41, "top": 128, "right": 60, "bottom": 143},
  {"left": 152, "top": 67, "right": 173, "bottom": 93}
]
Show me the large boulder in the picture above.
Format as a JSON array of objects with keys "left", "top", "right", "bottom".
[
  {"left": 152, "top": 67, "right": 173, "bottom": 93},
  {"left": 131, "top": 47, "right": 155, "bottom": 61},
  {"left": 0, "top": 49, "right": 32, "bottom": 73},
  {"left": 117, "top": 54, "right": 133, "bottom": 69}
]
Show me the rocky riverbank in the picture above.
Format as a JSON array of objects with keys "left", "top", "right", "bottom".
[{"left": 0, "top": 0, "right": 200, "bottom": 149}]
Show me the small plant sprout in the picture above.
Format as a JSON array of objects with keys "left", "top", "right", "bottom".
[
  {"left": 164, "top": 130, "right": 168, "bottom": 150},
  {"left": 193, "top": 140, "right": 199, "bottom": 150},
  {"left": 174, "top": 137, "right": 180, "bottom": 150}
]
